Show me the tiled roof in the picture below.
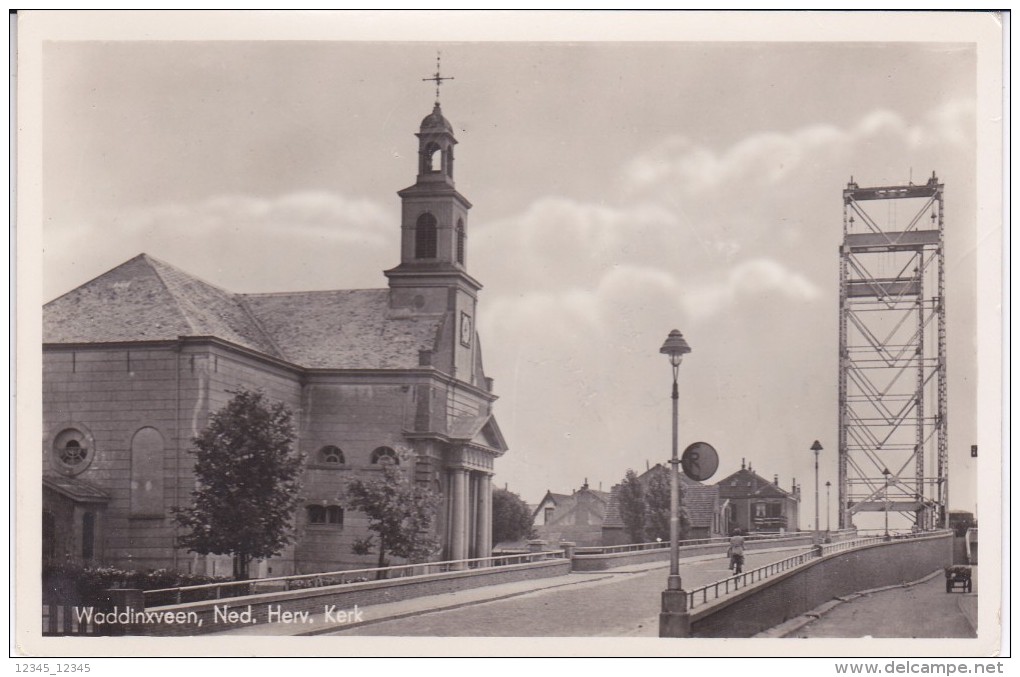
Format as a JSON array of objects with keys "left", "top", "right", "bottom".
[
  {"left": 43, "top": 474, "right": 110, "bottom": 503},
  {"left": 44, "top": 254, "right": 446, "bottom": 370},
  {"left": 685, "top": 484, "right": 719, "bottom": 528},
  {"left": 604, "top": 488, "right": 622, "bottom": 526},
  {"left": 43, "top": 254, "right": 281, "bottom": 357},
  {"left": 242, "top": 290, "right": 442, "bottom": 370},
  {"left": 716, "top": 467, "right": 796, "bottom": 500}
]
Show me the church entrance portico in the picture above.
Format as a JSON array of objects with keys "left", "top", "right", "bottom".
[{"left": 443, "top": 466, "right": 494, "bottom": 564}]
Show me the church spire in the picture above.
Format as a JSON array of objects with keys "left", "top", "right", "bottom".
[
  {"left": 386, "top": 65, "right": 479, "bottom": 301},
  {"left": 422, "top": 51, "right": 454, "bottom": 105}
]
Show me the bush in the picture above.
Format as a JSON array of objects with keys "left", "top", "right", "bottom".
[{"left": 42, "top": 562, "right": 233, "bottom": 604}]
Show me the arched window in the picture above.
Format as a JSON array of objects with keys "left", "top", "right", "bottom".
[
  {"left": 307, "top": 505, "right": 344, "bottom": 527},
  {"left": 307, "top": 505, "right": 326, "bottom": 524},
  {"left": 326, "top": 506, "right": 344, "bottom": 525},
  {"left": 319, "top": 445, "right": 345, "bottom": 465},
  {"left": 131, "top": 427, "right": 165, "bottom": 516},
  {"left": 415, "top": 213, "right": 438, "bottom": 259},
  {"left": 456, "top": 219, "right": 465, "bottom": 265},
  {"left": 424, "top": 142, "right": 441, "bottom": 172},
  {"left": 370, "top": 446, "right": 399, "bottom": 466}
]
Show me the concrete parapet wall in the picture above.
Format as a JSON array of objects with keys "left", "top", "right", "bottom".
[
  {"left": 572, "top": 534, "right": 819, "bottom": 572},
  {"left": 136, "top": 558, "right": 570, "bottom": 636},
  {"left": 690, "top": 532, "right": 953, "bottom": 638}
]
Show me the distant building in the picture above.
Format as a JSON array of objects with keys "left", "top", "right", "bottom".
[
  {"left": 532, "top": 481, "right": 611, "bottom": 547},
  {"left": 602, "top": 464, "right": 724, "bottom": 545},
  {"left": 715, "top": 459, "right": 801, "bottom": 534}
]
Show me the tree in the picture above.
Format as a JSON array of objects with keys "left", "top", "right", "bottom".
[
  {"left": 491, "top": 487, "right": 534, "bottom": 546},
  {"left": 173, "top": 389, "right": 303, "bottom": 581},
  {"left": 644, "top": 467, "right": 673, "bottom": 542},
  {"left": 617, "top": 466, "right": 692, "bottom": 544},
  {"left": 343, "top": 456, "right": 441, "bottom": 578},
  {"left": 618, "top": 469, "right": 646, "bottom": 543}
]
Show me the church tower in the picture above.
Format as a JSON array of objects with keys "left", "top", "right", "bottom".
[{"left": 385, "top": 100, "right": 483, "bottom": 385}]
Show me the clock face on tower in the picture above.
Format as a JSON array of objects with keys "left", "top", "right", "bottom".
[{"left": 460, "top": 312, "right": 473, "bottom": 348}]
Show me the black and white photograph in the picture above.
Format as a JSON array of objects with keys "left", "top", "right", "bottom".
[{"left": 13, "top": 10, "right": 1005, "bottom": 663}]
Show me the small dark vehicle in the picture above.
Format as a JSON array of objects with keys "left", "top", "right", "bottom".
[{"left": 944, "top": 565, "right": 972, "bottom": 593}]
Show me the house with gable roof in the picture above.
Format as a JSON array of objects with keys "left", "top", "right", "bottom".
[
  {"left": 532, "top": 481, "right": 611, "bottom": 547},
  {"left": 42, "top": 102, "right": 509, "bottom": 577},
  {"left": 715, "top": 459, "right": 802, "bottom": 534}
]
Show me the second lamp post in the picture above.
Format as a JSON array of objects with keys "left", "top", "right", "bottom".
[{"left": 811, "top": 440, "right": 823, "bottom": 544}]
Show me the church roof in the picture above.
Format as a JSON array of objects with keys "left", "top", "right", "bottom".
[
  {"left": 43, "top": 254, "right": 282, "bottom": 357},
  {"left": 242, "top": 289, "right": 442, "bottom": 370},
  {"left": 44, "top": 254, "right": 445, "bottom": 370}
]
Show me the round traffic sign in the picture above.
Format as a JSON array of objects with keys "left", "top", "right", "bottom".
[{"left": 681, "top": 442, "right": 719, "bottom": 482}]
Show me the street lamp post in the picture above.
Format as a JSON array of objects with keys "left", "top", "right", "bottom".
[
  {"left": 659, "top": 329, "right": 691, "bottom": 638},
  {"left": 825, "top": 480, "right": 831, "bottom": 534},
  {"left": 811, "top": 441, "right": 822, "bottom": 544}
]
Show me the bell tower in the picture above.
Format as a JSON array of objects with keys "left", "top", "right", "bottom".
[
  {"left": 389, "top": 101, "right": 475, "bottom": 277},
  {"left": 385, "top": 64, "right": 482, "bottom": 385}
]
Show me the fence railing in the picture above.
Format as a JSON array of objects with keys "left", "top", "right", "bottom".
[
  {"left": 575, "top": 530, "right": 837, "bottom": 556},
  {"left": 143, "top": 549, "right": 565, "bottom": 608},
  {"left": 684, "top": 530, "right": 945, "bottom": 610}
]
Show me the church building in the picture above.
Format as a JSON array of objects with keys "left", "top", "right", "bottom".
[{"left": 42, "top": 101, "right": 508, "bottom": 577}]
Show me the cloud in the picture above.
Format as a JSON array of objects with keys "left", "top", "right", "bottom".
[
  {"left": 622, "top": 99, "right": 976, "bottom": 197},
  {"left": 684, "top": 258, "right": 822, "bottom": 321},
  {"left": 45, "top": 191, "right": 396, "bottom": 298}
]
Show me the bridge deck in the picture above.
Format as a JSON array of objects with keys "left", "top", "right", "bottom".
[{"left": 211, "top": 546, "right": 805, "bottom": 637}]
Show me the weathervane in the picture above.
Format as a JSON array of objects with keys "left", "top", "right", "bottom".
[{"left": 422, "top": 51, "right": 453, "bottom": 104}]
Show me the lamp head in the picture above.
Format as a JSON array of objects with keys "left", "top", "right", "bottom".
[
  {"left": 810, "top": 440, "right": 823, "bottom": 454},
  {"left": 660, "top": 329, "right": 692, "bottom": 367}
]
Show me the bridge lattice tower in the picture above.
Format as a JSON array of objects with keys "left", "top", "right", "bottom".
[{"left": 838, "top": 173, "right": 948, "bottom": 531}]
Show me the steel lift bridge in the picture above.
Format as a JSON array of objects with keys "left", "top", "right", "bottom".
[{"left": 838, "top": 173, "right": 948, "bottom": 532}]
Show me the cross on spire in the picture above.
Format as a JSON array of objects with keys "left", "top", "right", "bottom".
[{"left": 422, "top": 51, "right": 454, "bottom": 104}]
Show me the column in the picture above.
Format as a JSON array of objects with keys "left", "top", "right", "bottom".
[
  {"left": 450, "top": 468, "right": 469, "bottom": 567},
  {"left": 468, "top": 473, "right": 478, "bottom": 559},
  {"left": 476, "top": 473, "right": 493, "bottom": 559}
]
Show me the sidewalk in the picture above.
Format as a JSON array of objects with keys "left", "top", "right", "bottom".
[{"left": 759, "top": 567, "right": 978, "bottom": 639}]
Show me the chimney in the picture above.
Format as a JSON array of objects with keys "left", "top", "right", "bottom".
[
  {"left": 741, "top": 458, "right": 746, "bottom": 470},
  {"left": 646, "top": 460, "right": 650, "bottom": 471},
  {"left": 774, "top": 474, "right": 779, "bottom": 486}
]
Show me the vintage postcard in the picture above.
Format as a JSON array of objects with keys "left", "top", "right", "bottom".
[{"left": 12, "top": 10, "right": 1006, "bottom": 664}]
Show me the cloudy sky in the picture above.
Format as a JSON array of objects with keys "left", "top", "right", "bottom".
[{"left": 32, "top": 12, "right": 999, "bottom": 528}]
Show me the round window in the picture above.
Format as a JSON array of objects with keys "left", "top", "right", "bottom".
[{"left": 52, "top": 427, "right": 95, "bottom": 475}]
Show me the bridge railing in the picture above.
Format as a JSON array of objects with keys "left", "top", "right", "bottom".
[
  {"left": 685, "top": 549, "right": 817, "bottom": 610},
  {"left": 143, "top": 549, "right": 565, "bottom": 608},
  {"left": 684, "top": 530, "right": 943, "bottom": 610},
  {"left": 575, "top": 530, "right": 837, "bottom": 556}
]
